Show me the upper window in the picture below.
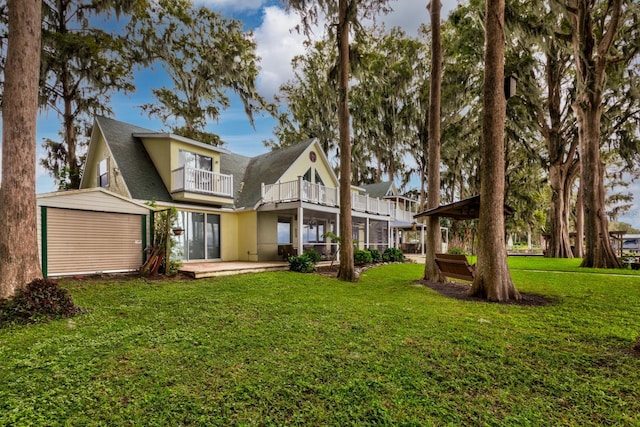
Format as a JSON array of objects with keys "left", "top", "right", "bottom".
[
  {"left": 98, "top": 158, "right": 109, "bottom": 188},
  {"left": 303, "top": 167, "right": 325, "bottom": 186},
  {"left": 179, "top": 150, "right": 213, "bottom": 171}
]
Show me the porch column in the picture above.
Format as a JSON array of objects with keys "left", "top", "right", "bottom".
[
  {"left": 365, "top": 217, "right": 370, "bottom": 249},
  {"left": 388, "top": 219, "right": 392, "bottom": 250},
  {"left": 421, "top": 225, "right": 425, "bottom": 255},
  {"left": 297, "top": 205, "right": 304, "bottom": 256},
  {"left": 335, "top": 211, "right": 340, "bottom": 257},
  {"left": 395, "top": 226, "right": 400, "bottom": 249}
]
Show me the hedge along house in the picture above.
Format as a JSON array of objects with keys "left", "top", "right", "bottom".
[
  {"left": 79, "top": 116, "right": 419, "bottom": 264},
  {"left": 36, "top": 188, "right": 153, "bottom": 277}
]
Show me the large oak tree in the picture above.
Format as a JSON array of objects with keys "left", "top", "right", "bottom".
[
  {"left": 280, "top": 0, "right": 391, "bottom": 282},
  {"left": 0, "top": 0, "right": 42, "bottom": 299},
  {"left": 469, "top": 0, "right": 521, "bottom": 301},
  {"left": 423, "top": 0, "right": 443, "bottom": 282},
  {"left": 567, "top": 0, "right": 639, "bottom": 268}
]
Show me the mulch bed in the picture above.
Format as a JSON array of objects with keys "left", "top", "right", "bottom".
[
  {"left": 316, "top": 264, "right": 552, "bottom": 306},
  {"left": 418, "top": 279, "right": 555, "bottom": 306}
]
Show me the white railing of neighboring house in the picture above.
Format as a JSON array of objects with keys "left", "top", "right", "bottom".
[
  {"left": 172, "top": 166, "right": 234, "bottom": 198},
  {"left": 351, "top": 193, "right": 395, "bottom": 216},
  {"left": 392, "top": 207, "right": 415, "bottom": 223}
]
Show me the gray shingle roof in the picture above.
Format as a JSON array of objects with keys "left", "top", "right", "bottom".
[
  {"left": 95, "top": 116, "right": 173, "bottom": 203},
  {"left": 95, "top": 117, "right": 317, "bottom": 209},
  {"left": 361, "top": 181, "right": 394, "bottom": 199},
  {"left": 236, "top": 139, "right": 316, "bottom": 208}
]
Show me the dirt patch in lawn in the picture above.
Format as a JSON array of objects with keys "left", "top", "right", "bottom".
[{"left": 418, "top": 279, "right": 554, "bottom": 306}]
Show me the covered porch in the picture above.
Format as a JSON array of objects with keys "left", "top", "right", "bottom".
[{"left": 256, "top": 200, "right": 393, "bottom": 262}]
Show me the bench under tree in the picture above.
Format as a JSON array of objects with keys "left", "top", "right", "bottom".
[{"left": 434, "top": 253, "right": 475, "bottom": 282}]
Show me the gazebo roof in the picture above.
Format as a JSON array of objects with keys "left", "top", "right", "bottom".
[{"left": 414, "top": 195, "right": 513, "bottom": 220}]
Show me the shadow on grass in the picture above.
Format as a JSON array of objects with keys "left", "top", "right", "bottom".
[{"left": 417, "top": 279, "right": 556, "bottom": 306}]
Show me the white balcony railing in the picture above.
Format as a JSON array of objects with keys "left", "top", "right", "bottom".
[
  {"left": 172, "top": 166, "right": 234, "bottom": 198},
  {"left": 261, "top": 178, "right": 416, "bottom": 219},
  {"left": 262, "top": 178, "right": 339, "bottom": 207}
]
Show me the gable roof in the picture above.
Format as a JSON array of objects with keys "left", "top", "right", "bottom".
[
  {"left": 361, "top": 181, "right": 395, "bottom": 199},
  {"left": 94, "top": 116, "right": 173, "bottom": 203},
  {"left": 236, "top": 139, "right": 316, "bottom": 208}
]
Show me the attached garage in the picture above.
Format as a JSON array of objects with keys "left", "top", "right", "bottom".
[{"left": 37, "top": 188, "right": 154, "bottom": 277}]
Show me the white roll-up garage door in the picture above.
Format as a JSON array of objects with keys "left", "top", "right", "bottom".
[{"left": 45, "top": 207, "right": 144, "bottom": 276}]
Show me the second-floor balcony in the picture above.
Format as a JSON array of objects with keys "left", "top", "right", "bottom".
[
  {"left": 262, "top": 178, "right": 339, "bottom": 207},
  {"left": 172, "top": 166, "right": 234, "bottom": 198},
  {"left": 261, "top": 178, "right": 416, "bottom": 220}
]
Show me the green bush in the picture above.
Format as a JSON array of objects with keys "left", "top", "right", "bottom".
[
  {"left": 354, "top": 249, "right": 373, "bottom": 265},
  {"left": 288, "top": 254, "right": 316, "bottom": 273},
  {"left": 447, "top": 247, "right": 465, "bottom": 255},
  {"left": 382, "top": 247, "right": 405, "bottom": 262},
  {"left": 0, "top": 278, "right": 85, "bottom": 326},
  {"left": 368, "top": 249, "right": 382, "bottom": 263},
  {"left": 303, "top": 248, "right": 322, "bottom": 263}
]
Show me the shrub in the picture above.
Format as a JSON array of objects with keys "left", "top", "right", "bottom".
[
  {"left": 383, "top": 247, "right": 405, "bottom": 262},
  {"left": 448, "top": 247, "right": 466, "bottom": 255},
  {"left": 288, "top": 254, "right": 316, "bottom": 273},
  {"left": 303, "top": 248, "right": 322, "bottom": 263},
  {"left": 0, "top": 278, "right": 85, "bottom": 326},
  {"left": 368, "top": 249, "right": 382, "bottom": 263},
  {"left": 354, "top": 249, "right": 373, "bottom": 265}
]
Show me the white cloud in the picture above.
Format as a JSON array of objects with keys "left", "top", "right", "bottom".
[{"left": 253, "top": 6, "right": 325, "bottom": 99}]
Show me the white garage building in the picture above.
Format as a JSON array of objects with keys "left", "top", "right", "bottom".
[{"left": 37, "top": 188, "right": 153, "bottom": 277}]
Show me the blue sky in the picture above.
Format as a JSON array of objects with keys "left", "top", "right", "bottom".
[
  {"left": 28, "top": 0, "right": 440, "bottom": 192},
  {"left": 2, "top": 0, "right": 639, "bottom": 227}
]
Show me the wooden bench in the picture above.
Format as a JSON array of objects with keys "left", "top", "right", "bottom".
[{"left": 435, "top": 253, "right": 475, "bottom": 282}]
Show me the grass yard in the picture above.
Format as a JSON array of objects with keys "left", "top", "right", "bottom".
[{"left": 1, "top": 258, "right": 639, "bottom": 426}]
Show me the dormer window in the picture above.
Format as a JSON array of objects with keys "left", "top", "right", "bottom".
[{"left": 98, "top": 158, "right": 109, "bottom": 188}]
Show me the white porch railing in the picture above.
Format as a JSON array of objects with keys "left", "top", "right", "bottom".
[
  {"left": 262, "top": 178, "right": 407, "bottom": 218},
  {"left": 172, "top": 166, "right": 234, "bottom": 198},
  {"left": 262, "top": 178, "right": 339, "bottom": 207}
]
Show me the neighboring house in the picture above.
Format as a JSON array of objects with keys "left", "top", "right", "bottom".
[
  {"left": 620, "top": 234, "right": 640, "bottom": 253},
  {"left": 78, "top": 116, "right": 421, "bottom": 263}
]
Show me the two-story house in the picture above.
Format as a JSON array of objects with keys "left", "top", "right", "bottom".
[{"left": 71, "top": 116, "right": 422, "bottom": 266}]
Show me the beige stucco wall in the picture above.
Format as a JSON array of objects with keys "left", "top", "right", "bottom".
[
  {"left": 257, "top": 212, "right": 280, "bottom": 261},
  {"left": 219, "top": 211, "right": 239, "bottom": 261},
  {"left": 237, "top": 211, "right": 258, "bottom": 261}
]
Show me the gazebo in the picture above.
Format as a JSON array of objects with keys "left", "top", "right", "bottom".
[{"left": 414, "top": 195, "right": 513, "bottom": 221}]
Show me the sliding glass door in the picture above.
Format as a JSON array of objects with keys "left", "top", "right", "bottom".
[{"left": 176, "top": 211, "right": 221, "bottom": 261}]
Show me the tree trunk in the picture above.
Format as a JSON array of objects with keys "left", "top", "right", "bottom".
[
  {"left": 469, "top": 0, "right": 520, "bottom": 301},
  {"left": 424, "top": 0, "right": 443, "bottom": 282},
  {"left": 547, "top": 162, "right": 574, "bottom": 258},
  {"left": 543, "top": 47, "right": 579, "bottom": 258},
  {"left": 337, "top": 0, "right": 355, "bottom": 281},
  {"left": 576, "top": 106, "right": 620, "bottom": 268},
  {"left": 575, "top": 178, "right": 584, "bottom": 258},
  {"left": 570, "top": 0, "right": 622, "bottom": 268},
  {"left": 0, "top": 0, "right": 43, "bottom": 299}
]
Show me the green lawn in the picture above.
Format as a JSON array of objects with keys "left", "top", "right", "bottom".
[{"left": 1, "top": 260, "right": 639, "bottom": 426}]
